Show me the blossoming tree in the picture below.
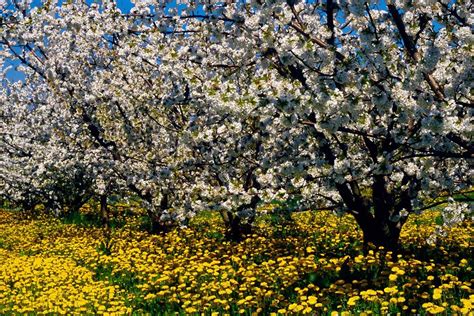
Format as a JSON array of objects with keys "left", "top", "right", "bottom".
[
  {"left": 168, "top": 0, "right": 473, "bottom": 246},
  {"left": 1, "top": 0, "right": 472, "bottom": 247},
  {"left": 0, "top": 0, "right": 200, "bottom": 229}
]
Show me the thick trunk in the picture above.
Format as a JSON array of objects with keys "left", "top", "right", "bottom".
[
  {"left": 66, "top": 193, "right": 90, "bottom": 216},
  {"left": 221, "top": 196, "right": 260, "bottom": 242},
  {"left": 362, "top": 222, "right": 402, "bottom": 252},
  {"left": 352, "top": 209, "right": 403, "bottom": 254},
  {"left": 220, "top": 209, "right": 253, "bottom": 242}
]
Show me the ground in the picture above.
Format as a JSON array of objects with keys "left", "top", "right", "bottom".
[{"left": 0, "top": 206, "right": 472, "bottom": 315}]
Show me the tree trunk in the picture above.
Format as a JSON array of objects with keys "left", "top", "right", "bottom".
[
  {"left": 221, "top": 196, "right": 260, "bottom": 242},
  {"left": 353, "top": 210, "right": 403, "bottom": 254},
  {"left": 100, "top": 194, "right": 109, "bottom": 229},
  {"left": 220, "top": 209, "right": 253, "bottom": 242},
  {"left": 362, "top": 222, "right": 402, "bottom": 252},
  {"left": 351, "top": 175, "right": 406, "bottom": 255},
  {"left": 64, "top": 193, "right": 90, "bottom": 218},
  {"left": 148, "top": 215, "right": 172, "bottom": 234},
  {"left": 145, "top": 193, "right": 175, "bottom": 234}
]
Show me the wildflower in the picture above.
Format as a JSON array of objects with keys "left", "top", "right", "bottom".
[
  {"left": 307, "top": 296, "right": 317, "bottom": 305},
  {"left": 433, "top": 288, "right": 442, "bottom": 300},
  {"left": 347, "top": 296, "right": 360, "bottom": 306},
  {"left": 383, "top": 286, "right": 398, "bottom": 295},
  {"left": 288, "top": 304, "right": 304, "bottom": 313},
  {"left": 302, "top": 307, "right": 313, "bottom": 314},
  {"left": 185, "top": 307, "right": 198, "bottom": 313},
  {"left": 426, "top": 305, "right": 445, "bottom": 314}
]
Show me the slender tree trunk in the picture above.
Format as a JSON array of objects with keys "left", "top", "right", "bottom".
[
  {"left": 148, "top": 214, "right": 169, "bottom": 234},
  {"left": 67, "top": 193, "right": 90, "bottom": 216},
  {"left": 146, "top": 192, "right": 174, "bottom": 234},
  {"left": 100, "top": 194, "right": 109, "bottom": 229}
]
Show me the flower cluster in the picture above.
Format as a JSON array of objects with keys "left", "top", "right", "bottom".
[
  {"left": 0, "top": 0, "right": 471, "bottom": 243},
  {"left": 0, "top": 207, "right": 472, "bottom": 314}
]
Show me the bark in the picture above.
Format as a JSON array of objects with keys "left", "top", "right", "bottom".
[
  {"left": 100, "top": 194, "right": 109, "bottom": 229},
  {"left": 352, "top": 184, "right": 406, "bottom": 254},
  {"left": 148, "top": 216, "right": 171, "bottom": 234},
  {"left": 145, "top": 192, "right": 175, "bottom": 234},
  {"left": 363, "top": 218, "right": 402, "bottom": 252},
  {"left": 220, "top": 209, "right": 253, "bottom": 242},
  {"left": 221, "top": 195, "right": 260, "bottom": 242},
  {"left": 65, "top": 192, "right": 91, "bottom": 216}
]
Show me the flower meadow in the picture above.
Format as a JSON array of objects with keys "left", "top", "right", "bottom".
[
  {"left": 1, "top": 1, "right": 472, "bottom": 315},
  {"left": 0, "top": 206, "right": 472, "bottom": 315}
]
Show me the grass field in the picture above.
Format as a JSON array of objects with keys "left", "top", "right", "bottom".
[{"left": 0, "top": 207, "right": 472, "bottom": 315}]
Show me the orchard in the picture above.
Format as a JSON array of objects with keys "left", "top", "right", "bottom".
[{"left": 0, "top": 0, "right": 472, "bottom": 314}]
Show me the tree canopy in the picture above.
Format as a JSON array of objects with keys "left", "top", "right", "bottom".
[{"left": 0, "top": 0, "right": 472, "bottom": 247}]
